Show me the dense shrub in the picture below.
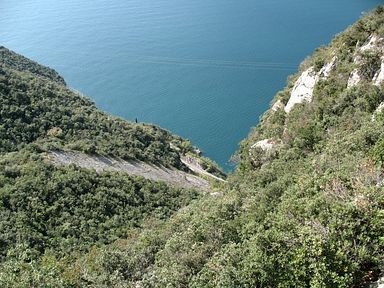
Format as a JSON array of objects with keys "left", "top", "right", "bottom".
[{"left": 1, "top": 6, "right": 384, "bottom": 288}]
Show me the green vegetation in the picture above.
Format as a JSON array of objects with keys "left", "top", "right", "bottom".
[
  {"left": 1, "top": 6, "right": 384, "bottom": 287},
  {"left": 0, "top": 149, "right": 200, "bottom": 261},
  {"left": 200, "top": 157, "right": 226, "bottom": 178},
  {"left": 0, "top": 47, "right": 195, "bottom": 168},
  {"left": 0, "top": 46, "right": 204, "bottom": 286},
  {"left": 0, "top": 47, "right": 65, "bottom": 85}
]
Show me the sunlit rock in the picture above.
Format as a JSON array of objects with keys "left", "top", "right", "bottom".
[
  {"left": 284, "top": 67, "right": 318, "bottom": 113},
  {"left": 250, "top": 139, "right": 274, "bottom": 151},
  {"left": 284, "top": 57, "right": 336, "bottom": 113},
  {"left": 373, "top": 59, "right": 384, "bottom": 86},
  {"left": 271, "top": 99, "right": 284, "bottom": 112}
]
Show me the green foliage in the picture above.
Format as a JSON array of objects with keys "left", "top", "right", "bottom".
[
  {"left": 370, "top": 138, "right": 384, "bottom": 166},
  {"left": 0, "top": 150, "right": 200, "bottom": 262},
  {"left": 0, "top": 43, "right": 207, "bottom": 287},
  {"left": 1, "top": 6, "right": 384, "bottom": 288},
  {"left": 0, "top": 54, "right": 190, "bottom": 168},
  {"left": 0, "top": 47, "right": 65, "bottom": 85},
  {"left": 359, "top": 51, "right": 382, "bottom": 80},
  {"left": 198, "top": 156, "right": 227, "bottom": 179}
]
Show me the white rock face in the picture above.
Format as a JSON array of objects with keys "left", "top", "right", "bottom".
[
  {"left": 377, "top": 102, "right": 384, "bottom": 113},
  {"left": 372, "top": 101, "right": 384, "bottom": 121},
  {"left": 368, "top": 276, "right": 384, "bottom": 288},
  {"left": 360, "top": 35, "right": 382, "bottom": 52},
  {"left": 284, "top": 67, "right": 318, "bottom": 113},
  {"left": 319, "top": 56, "right": 337, "bottom": 78},
  {"left": 373, "top": 59, "right": 384, "bottom": 86},
  {"left": 347, "top": 68, "right": 361, "bottom": 88},
  {"left": 210, "top": 191, "right": 223, "bottom": 197},
  {"left": 284, "top": 58, "right": 336, "bottom": 113},
  {"left": 348, "top": 35, "right": 384, "bottom": 87},
  {"left": 250, "top": 139, "right": 274, "bottom": 151},
  {"left": 271, "top": 99, "right": 284, "bottom": 112}
]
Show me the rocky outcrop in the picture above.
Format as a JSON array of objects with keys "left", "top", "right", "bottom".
[
  {"left": 284, "top": 57, "right": 336, "bottom": 113},
  {"left": 368, "top": 276, "right": 384, "bottom": 288},
  {"left": 210, "top": 191, "right": 223, "bottom": 197},
  {"left": 347, "top": 68, "right": 361, "bottom": 87},
  {"left": 348, "top": 35, "right": 384, "bottom": 88},
  {"left": 250, "top": 139, "right": 275, "bottom": 151},
  {"left": 319, "top": 56, "right": 337, "bottom": 78},
  {"left": 373, "top": 59, "right": 384, "bottom": 86},
  {"left": 248, "top": 138, "right": 280, "bottom": 168},
  {"left": 372, "top": 101, "right": 384, "bottom": 121},
  {"left": 360, "top": 35, "right": 383, "bottom": 52},
  {"left": 284, "top": 67, "right": 318, "bottom": 113},
  {"left": 271, "top": 99, "right": 284, "bottom": 112},
  {"left": 376, "top": 102, "right": 384, "bottom": 114}
]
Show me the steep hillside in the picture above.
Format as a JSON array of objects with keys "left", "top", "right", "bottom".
[
  {"left": 0, "top": 46, "right": 224, "bottom": 286},
  {"left": 0, "top": 46, "right": 190, "bottom": 168},
  {"left": 0, "top": 47, "right": 65, "bottom": 85},
  {"left": 1, "top": 6, "right": 384, "bottom": 288}
]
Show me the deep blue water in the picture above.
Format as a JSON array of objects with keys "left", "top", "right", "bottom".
[{"left": 1, "top": 0, "right": 382, "bottom": 170}]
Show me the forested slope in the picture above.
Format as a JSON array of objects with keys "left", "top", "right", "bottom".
[
  {"left": 1, "top": 6, "right": 384, "bottom": 288},
  {"left": 0, "top": 46, "right": 196, "bottom": 168},
  {"left": 0, "top": 46, "right": 214, "bottom": 286}
]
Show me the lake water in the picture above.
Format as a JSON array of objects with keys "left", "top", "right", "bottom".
[{"left": 1, "top": 0, "right": 382, "bottom": 170}]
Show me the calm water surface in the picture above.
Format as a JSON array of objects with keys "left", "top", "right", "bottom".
[{"left": 1, "top": 0, "right": 382, "bottom": 170}]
